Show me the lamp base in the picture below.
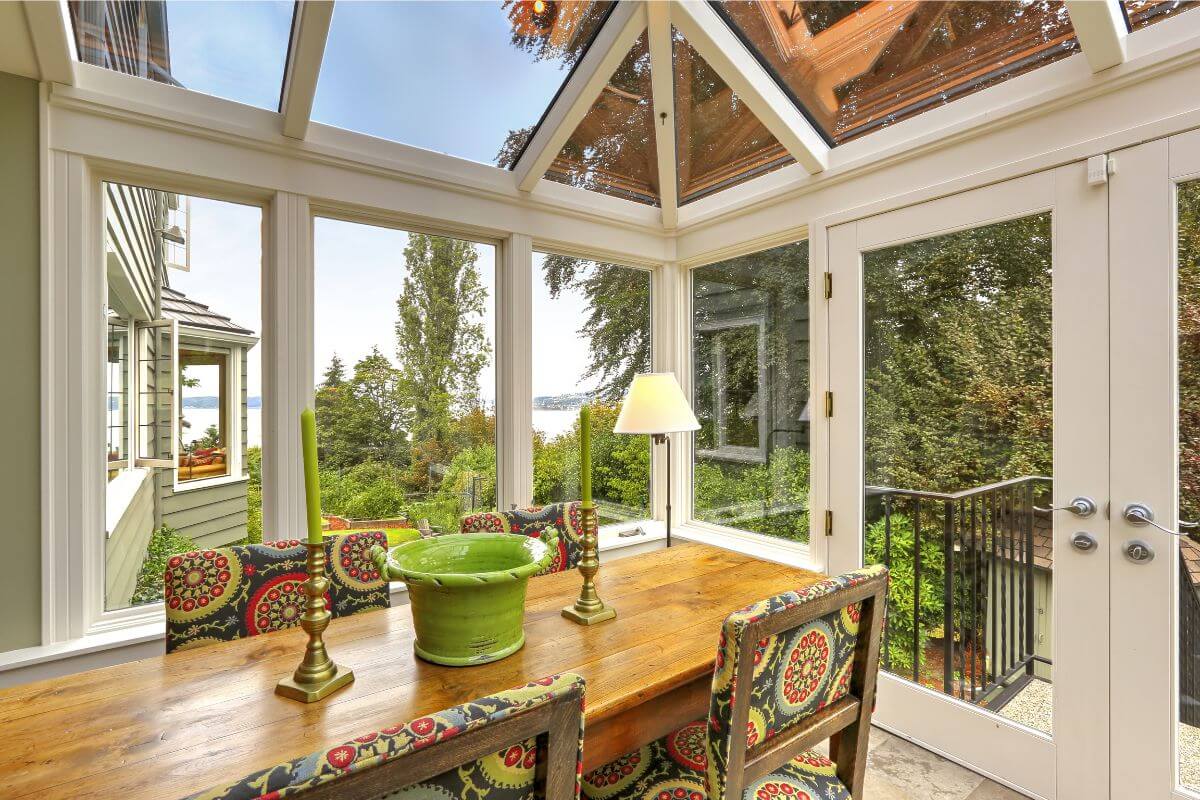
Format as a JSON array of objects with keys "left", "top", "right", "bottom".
[
  {"left": 275, "top": 663, "right": 355, "bottom": 703},
  {"left": 561, "top": 603, "right": 617, "bottom": 625}
]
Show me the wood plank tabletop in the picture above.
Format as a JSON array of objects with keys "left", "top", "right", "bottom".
[{"left": 0, "top": 543, "right": 825, "bottom": 800}]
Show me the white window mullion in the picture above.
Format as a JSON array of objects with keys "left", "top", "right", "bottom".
[
  {"left": 652, "top": 259, "right": 688, "bottom": 525},
  {"left": 496, "top": 233, "right": 533, "bottom": 510},
  {"left": 261, "top": 192, "right": 313, "bottom": 541}
]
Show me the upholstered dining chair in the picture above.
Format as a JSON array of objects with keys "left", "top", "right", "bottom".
[
  {"left": 460, "top": 501, "right": 585, "bottom": 575},
  {"left": 183, "top": 672, "right": 586, "bottom": 800},
  {"left": 581, "top": 564, "right": 888, "bottom": 800},
  {"left": 163, "top": 531, "right": 390, "bottom": 653}
]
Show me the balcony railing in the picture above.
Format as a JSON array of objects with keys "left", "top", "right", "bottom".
[{"left": 865, "top": 476, "right": 1052, "bottom": 706}]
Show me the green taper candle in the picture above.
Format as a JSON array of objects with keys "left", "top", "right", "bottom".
[
  {"left": 301, "top": 408, "right": 323, "bottom": 545},
  {"left": 580, "top": 405, "right": 592, "bottom": 505}
]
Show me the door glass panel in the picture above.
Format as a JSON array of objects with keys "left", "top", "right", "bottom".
[
  {"left": 1177, "top": 178, "right": 1200, "bottom": 791},
  {"left": 863, "top": 214, "right": 1053, "bottom": 734},
  {"left": 691, "top": 241, "right": 811, "bottom": 543},
  {"left": 1124, "top": 0, "right": 1200, "bottom": 31}
]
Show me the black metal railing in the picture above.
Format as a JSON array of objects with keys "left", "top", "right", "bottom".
[{"left": 865, "top": 476, "right": 1053, "bottom": 705}]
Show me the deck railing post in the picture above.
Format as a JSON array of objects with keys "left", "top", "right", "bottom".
[
  {"left": 914, "top": 497, "right": 922, "bottom": 684},
  {"left": 943, "top": 499, "right": 955, "bottom": 696},
  {"left": 1025, "top": 480, "right": 1037, "bottom": 676}
]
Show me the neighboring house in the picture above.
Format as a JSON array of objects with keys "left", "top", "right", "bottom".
[{"left": 103, "top": 181, "right": 258, "bottom": 609}]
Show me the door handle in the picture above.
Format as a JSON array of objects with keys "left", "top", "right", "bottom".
[
  {"left": 1122, "top": 502, "right": 1192, "bottom": 537},
  {"left": 1035, "top": 496, "right": 1097, "bottom": 518}
]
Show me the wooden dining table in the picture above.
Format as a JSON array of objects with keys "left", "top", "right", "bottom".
[{"left": 0, "top": 542, "right": 825, "bottom": 799}]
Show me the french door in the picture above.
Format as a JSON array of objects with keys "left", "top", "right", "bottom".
[{"left": 824, "top": 164, "right": 1111, "bottom": 799}]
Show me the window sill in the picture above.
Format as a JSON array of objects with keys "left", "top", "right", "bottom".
[
  {"left": 674, "top": 520, "right": 818, "bottom": 570},
  {"left": 172, "top": 473, "right": 248, "bottom": 493}
]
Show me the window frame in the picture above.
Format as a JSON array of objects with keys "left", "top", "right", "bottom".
[{"left": 173, "top": 341, "right": 245, "bottom": 491}]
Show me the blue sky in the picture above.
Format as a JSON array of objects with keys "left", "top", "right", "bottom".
[{"left": 163, "top": 1, "right": 576, "bottom": 166}]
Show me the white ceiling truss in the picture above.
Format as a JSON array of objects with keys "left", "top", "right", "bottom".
[{"left": 24, "top": 0, "right": 1168, "bottom": 232}]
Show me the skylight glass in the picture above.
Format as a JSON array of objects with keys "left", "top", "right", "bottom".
[
  {"left": 1123, "top": 0, "right": 1200, "bottom": 30},
  {"left": 312, "top": 1, "right": 612, "bottom": 167},
  {"left": 544, "top": 33, "right": 659, "bottom": 205},
  {"left": 68, "top": 1, "right": 294, "bottom": 111},
  {"left": 672, "top": 29, "right": 794, "bottom": 205},
  {"left": 715, "top": 1, "right": 1080, "bottom": 145}
]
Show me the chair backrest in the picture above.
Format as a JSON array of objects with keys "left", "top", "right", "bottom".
[
  {"left": 184, "top": 673, "right": 586, "bottom": 800},
  {"left": 164, "top": 531, "right": 389, "bottom": 653},
  {"left": 459, "top": 501, "right": 584, "bottom": 574},
  {"left": 704, "top": 565, "right": 888, "bottom": 800}
]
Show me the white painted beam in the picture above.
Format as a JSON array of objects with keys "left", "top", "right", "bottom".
[
  {"left": 496, "top": 234, "right": 534, "bottom": 510},
  {"left": 280, "top": 0, "right": 334, "bottom": 139},
  {"left": 24, "top": 0, "right": 76, "bottom": 85},
  {"left": 514, "top": 1, "right": 647, "bottom": 192},
  {"left": 646, "top": 2, "right": 679, "bottom": 230},
  {"left": 669, "top": 0, "right": 828, "bottom": 174},
  {"left": 1067, "top": 0, "right": 1128, "bottom": 72}
]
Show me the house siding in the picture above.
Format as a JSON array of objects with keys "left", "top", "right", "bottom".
[
  {"left": 105, "top": 182, "right": 162, "bottom": 320},
  {"left": 0, "top": 73, "right": 42, "bottom": 653},
  {"left": 161, "top": 478, "right": 249, "bottom": 547},
  {"left": 105, "top": 471, "right": 156, "bottom": 609}
]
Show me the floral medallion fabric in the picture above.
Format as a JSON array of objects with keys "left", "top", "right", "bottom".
[
  {"left": 705, "top": 565, "right": 887, "bottom": 800},
  {"left": 184, "top": 673, "right": 587, "bottom": 800},
  {"left": 460, "top": 501, "right": 584, "bottom": 574},
  {"left": 164, "top": 532, "right": 390, "bottom": 654},
  {"left": 581, "top": 721, "right": 848, "bottom": 800}
]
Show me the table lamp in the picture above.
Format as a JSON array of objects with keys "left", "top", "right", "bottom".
[{"left": 614, "top": 373, "right": 699, "bottom": 547}]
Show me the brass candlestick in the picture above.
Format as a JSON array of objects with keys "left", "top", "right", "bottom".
[
  {"left": 276, "top": 542, "right": 355, "bottom": 703},
  {"left": 562, "top": 504, "right": 616, "bottom": 625}
]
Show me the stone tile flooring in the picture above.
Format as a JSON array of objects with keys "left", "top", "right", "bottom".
[{"left": 822, "top": 727, "right": 1028, "bottom": 799}]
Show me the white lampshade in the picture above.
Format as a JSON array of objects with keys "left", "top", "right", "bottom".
[{"left": 613, "top": 373, "right": 700, "bottom": 435}]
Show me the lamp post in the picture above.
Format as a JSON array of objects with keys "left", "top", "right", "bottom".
[{"left": 613, "top": 373, "right": 699, "bottom": 547}]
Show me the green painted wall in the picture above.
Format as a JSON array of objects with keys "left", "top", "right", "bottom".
[{"left": 0, "top": 73, "right": 42, "bottom": 652}]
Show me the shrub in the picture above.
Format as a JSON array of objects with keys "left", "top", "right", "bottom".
[{"left": 131, "top": 525, "right": 194, "bottom": 606}]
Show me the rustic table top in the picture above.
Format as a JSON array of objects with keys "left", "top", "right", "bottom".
[{"left": 0, "top": 542, "right": 824, "bottom": 799}]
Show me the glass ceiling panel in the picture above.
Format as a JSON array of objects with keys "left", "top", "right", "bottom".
[
  {"left": 544, "top": 33, "right": 660, "bottom": 206},
  {"left": 68, "top": 1, "right": 293, "bottom": 110},
  {"left": 313, "top": 1, "right": 611, "bottom": 167},
  {"left": 715, "top": 1, "right": 1080, "bottom": 145},
  {"left": 673, "top": 30, "right": 794, "bottom": 205},
  {"left": 1123, "top": 0, "right": 1200, "bottom": 30}
]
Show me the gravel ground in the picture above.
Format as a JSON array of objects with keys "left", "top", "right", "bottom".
[
  {"left": 996, "top": 678, "right": 1052, "bottom": 735},
  {"left": 1181, "top": 723, "right": 1200, "bottom": 790}
]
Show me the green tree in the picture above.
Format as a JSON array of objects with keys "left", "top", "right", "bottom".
[
  {"left": 316, "top": 349, "right": 409, "bottom": 472},
  {"left": 394, "top": 234, "right": 491, "bottom": 482}
]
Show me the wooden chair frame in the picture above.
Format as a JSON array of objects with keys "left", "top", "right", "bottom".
[
  {"left": 718, "top": 571, "right": 888, "bottom": 800},
  {"left": 296, "top": 682, "right": 585, "bottom": 800}
]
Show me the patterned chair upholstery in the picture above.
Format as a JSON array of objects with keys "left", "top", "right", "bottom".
[
  {"left": 582, "top": 565, "right": 889, "bottom": 800},
  {"left": 460, "top": 501, "right": 585, "bottom": 575},
  {"left": 184, "top": 673, "right": 586, "bottom": 800},
  {"left": 164, "top": 531, "right": 390, "bottom": 654}
]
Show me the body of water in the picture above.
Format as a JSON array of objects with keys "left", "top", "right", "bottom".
[{"left": 182, "top": 406, "right": 579, "bottom": 450}]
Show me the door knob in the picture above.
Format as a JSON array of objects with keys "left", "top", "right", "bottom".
[
  {"left": 1036, "top": 496, "right": 1097, "bottom": 518},
  {"left": 1123, "top": 539, "right": 1155, "bottom": 564},
  {"left": 1122, "top": 502, "right": 1189, "bottom": 537}
]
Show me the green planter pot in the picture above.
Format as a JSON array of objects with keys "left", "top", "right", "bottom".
[{"left": 371, "top": 532, "right": 555, "bottom": 667}]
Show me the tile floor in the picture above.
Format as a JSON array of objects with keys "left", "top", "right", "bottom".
[{"left": 822, "top": 727, "right": 1027, "bottom": 800}]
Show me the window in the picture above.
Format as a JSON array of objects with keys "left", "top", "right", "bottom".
[
  {"left": 1124, "top": 0, "right": 1200, "bottom": 30},
  {"left": 715, "top": 1, "right": 1080, "bottom": 144},
  {"left": 102, "top": 184, "right": 262, "bottom": 613},
  {"left": 532, "top": 252, "right": 652, "bottom": 523},
  {"left": 178, "top": 349, "right": 231, "bottom": 482},
  {"left": 313, "top": 1, "right": 612, "bottom": 167},
  {"left": 691, "top": 241, "right": 810, "bottom": 542},
  {"left": 68, "top": 1, "right": 294, "bottom": 110},
  {"left": 314, "top": 219, "right": 497, "bottom": 541}
]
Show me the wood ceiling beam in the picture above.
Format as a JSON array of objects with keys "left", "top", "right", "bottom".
[
  {"left": 280, "top": 0, "right": 334, "bottom": 139},
  {"left": 514, "top": 0, "right": 647, "bottom": 193},
  {"left": 1066, "top": 0, "right": 1127, "bottom": 73},
  {"left": 646, "top": 1, "right": 678, "bottom": 230},
  {"left": 669, "top": 0, "right": 828, "bottom": 174},
  {"left": 24, "top": 0, "right": 76, "bottom": 85}
]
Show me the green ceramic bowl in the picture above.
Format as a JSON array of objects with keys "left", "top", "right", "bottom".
[{"left": 371, "top": 531, "right": 556, "bottom": 667}]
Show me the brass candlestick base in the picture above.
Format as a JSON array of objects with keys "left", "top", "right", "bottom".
[
  {"left": 562, "top": 504, "right": 616, "bottom": 625},
  {"left": 276, "top": 542, "right": 355, "bottom": 703}
]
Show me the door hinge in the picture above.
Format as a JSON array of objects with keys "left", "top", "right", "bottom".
[
  {"left": 824, "top": 509, "right": 833, "bottom": 537},
  {"left": 824, "top": 390, "right": 833, "bottom": 418},
  {"left": 823, "top": 271, "right": 832, "bottom": 299}
]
